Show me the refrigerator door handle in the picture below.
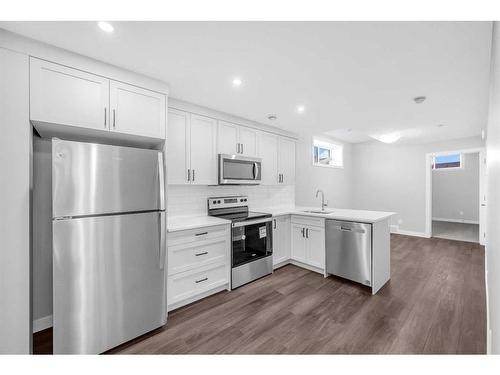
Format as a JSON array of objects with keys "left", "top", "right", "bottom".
[
  {"left": 158, "top": 152, "right": 165, "bottom": 210},
  {"left": 159, "top": 211, "right": 166, "bottom": 270}
]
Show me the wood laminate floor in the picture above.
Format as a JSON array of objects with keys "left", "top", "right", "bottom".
[{"left": 34, "top": 234, "right": 486, "bottom": 354}]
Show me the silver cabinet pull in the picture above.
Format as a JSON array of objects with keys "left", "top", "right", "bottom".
[
  {"left": 192, "top": 169, "right": 195, "bottom": 182},
  {"left": 113, "top": 109, "right": 116, "bottom": 129},
  {"left": 195, "top": 232, "right": 208, "bottom": 236},
  {"left": 187, "top": 169, "right": 191, "bottom": 182},
  {"left": 306, "top": 228, "right": 309, "bottom": 238},
  {"left": 273, "top": 219, "right": 276, "bottom": 229},
  {"left": 237, "top": 143, "right": 240, "bottom": 153},
  {"left": 281, "top": 174, "right": 284, "bottom": 183},
  {"left": 195, "top": 277, "right": 208, "bottom": 284},
  {"left": 241, "top": 143, "right": 244, "bottom": 154},
  {"left": 195, "top": 251, "right": 208, "bottom": 257},
  {"left": 104, "top": 107, "right": 107, "bottom": 128},
  {"left": 301, "top": 227, "right": 305, "bottom": 237}
]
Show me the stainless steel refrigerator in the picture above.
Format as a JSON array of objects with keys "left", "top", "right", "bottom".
[{"left": 51, "top": 139, "right": 166, "bottom": 354}]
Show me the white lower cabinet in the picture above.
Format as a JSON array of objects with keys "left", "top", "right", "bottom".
[
  {"left": 290, "top": 216, "right": 325, "bottom": 272},
  {"left": 167, "top": 224, "right": 230, "bottom": 311},
  {"left": 272, "top": 215, "right": 291, "bottom": 267}
]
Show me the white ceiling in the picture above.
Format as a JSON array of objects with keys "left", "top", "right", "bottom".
[{"left": 0, "top": 21, "right": 493, "bottom": 143}]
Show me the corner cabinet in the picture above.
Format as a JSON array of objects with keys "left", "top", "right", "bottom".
[
  {"left": 30, "top": 57, "right": 167, "bottom": 140},
  {"left": 290, "top": 215, "right": 325, "bottom": 272},
  {"left": 167, "top": 108, "right": 217, "bottom": 185}
]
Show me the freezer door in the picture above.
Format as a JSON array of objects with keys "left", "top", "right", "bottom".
[
  {"left": 53, "top": 211, "right": 166, "bottom": 354},
  {"left": 52, "top": 139, "right": 165, "bottom": 218},
  {"left": 326, "top": 220, "right": 372, "bottom": 286}
]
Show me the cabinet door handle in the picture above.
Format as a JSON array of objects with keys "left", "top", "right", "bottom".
[
  {"left": 241, "top": 143, "right": 244, "bottom": 154},
  {"left": 195, "top": 232, "right": 208, "bottom": 236},
  {"left": 237, "top": 143, "right": 240, "bottom": 154},
  {"left": 301, "top": 227, "right": 305, "bottom": 237},
  {"left": 104, "top": 107, "right": 107, "bottom": 128},
  {"left": 195, "top": 251, "right": 208, "bottom": 256},
  {"left": 113, "top": 109, "right": 116, "bottom": 129},
  {"left": 192, "top": 169, "right": 195, "bottom": 182},
  {"left": 187, "top": 169, "right": 191, "bottom": 182},
  {"left": 273, "top": 219, "right": 276, "bottom": 229},
  {"left": 195, "top": 277, "right": 208, "bottom": 284},
  {"left": 306, "top": 228, "right": 309, "bottom": 238}
]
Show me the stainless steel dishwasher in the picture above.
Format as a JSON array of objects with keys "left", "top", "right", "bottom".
[{"left": 326, "top": 220, "right": 372, "bottom": 286}]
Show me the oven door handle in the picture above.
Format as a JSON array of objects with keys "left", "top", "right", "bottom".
[{"left": 232, "top": 217, "right": 272, "bottom": 228}]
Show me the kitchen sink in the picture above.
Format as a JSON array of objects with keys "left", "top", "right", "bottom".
[{"left": 301, "top": 210, "right": 334, "bottom": 214}]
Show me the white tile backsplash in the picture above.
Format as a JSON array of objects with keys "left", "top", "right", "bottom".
[{"left": 167, "top": 185, "right": 295, "bottom": 216}]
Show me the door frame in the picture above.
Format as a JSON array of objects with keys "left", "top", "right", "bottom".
[{"left": 425, "top": 147, "right": 486, "bottom": 244}]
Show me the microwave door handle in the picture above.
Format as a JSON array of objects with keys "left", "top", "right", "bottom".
[
  {"left": 158, "top": 152, "right": 165, "bottom": 210},
  {"left": 253, "top": 162, "right": 257, "bottom": 179}
]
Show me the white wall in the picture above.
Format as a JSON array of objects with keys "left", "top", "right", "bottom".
[
  {"left": 0, "top": 47, "right": 31, "bottom": 353},
  {"left": 486, "top": 21, "right": 500, "bottom": 355},
  {"left": 432, "top": 152, "right": 480, "bottom": 223},
  {"left": 294, "top": 129, "right": 353, "bottom": 209},
  {"left": 352, "top": 136, "right": 484, "bottom": 235}
]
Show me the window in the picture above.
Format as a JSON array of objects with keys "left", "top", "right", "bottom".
[
  {"left": 312, "top": 138, "right": 343, "bottom": 168},
  {"left": 432, "top": 153, "right": 462, "bottom": 170}
]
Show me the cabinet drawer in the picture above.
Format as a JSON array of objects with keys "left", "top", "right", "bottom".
[
  {"left": 168, "top": 238, "right": 228, "bottom": 275},
  {"left": 167, "top": 263, "right": 227, "bottom": 306},
  {"left": 291, "top": 215, "right": 325, "bottom": 228},
  {"left": 167, "top": 224, "right": 229, "bottom": 246}
]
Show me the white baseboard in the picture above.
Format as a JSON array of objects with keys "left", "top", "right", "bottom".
[
  {"left": 390, "top": 225, "right": 428, "bottom": 238},
  {"left": 432, "top": 217, "right": 479, "bottom": 225},
  {"left": 33, "top": 315, "right": 52, "bottom": 333}
]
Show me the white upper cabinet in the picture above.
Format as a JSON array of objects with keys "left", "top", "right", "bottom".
[
  {"left": 109, "top": 80, "right": 166, "bottom": 139},
  {"left": 190, "top": 114, "right": 218, "bottom": 185},
  {"left": 217, "top": 121, "right": 239, "bottom": 155},
  {"left": 278, "top": 137, "right": 296, "bottom": 185},
  {"left": 217, "top": 121, "right": 258, "bottom": 157},
  {"left": 30, "top": 58, "right": 109, "bottom": 131},
  {"left": 258, "top": 132, "right": 279, "bottom": 185},
  {"left": 238, "top": 127, "right": 258, "bottom": 157},
  {"left": 167, "top": 109, "right": 190, "bottom": 185},
  {"left": 30, "top": 58, "right": 167, "bottom": 141}
]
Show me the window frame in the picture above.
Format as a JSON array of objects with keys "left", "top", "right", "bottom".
[
  {"left": 432, "top": 153, "right": 463, "bottom": 171},
  {"left": 312, "top": 137, "right": 344, "bottom": 169}
]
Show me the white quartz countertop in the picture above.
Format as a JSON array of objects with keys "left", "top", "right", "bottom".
[
  {"left": 255, "top": 206, "right": 395, "bottom": 223},
  {"left": 167, "top": 206, "right": 395, "bottom": 232},
  {"left": 167, "top": 214, "right": 231, "bottom": 232}
]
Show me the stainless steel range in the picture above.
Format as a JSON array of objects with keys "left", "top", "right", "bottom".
[{"left": 207, "top": 196, "right": 273, "bottom": 288}]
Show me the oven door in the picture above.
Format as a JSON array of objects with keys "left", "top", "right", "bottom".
[
  {"left": 232, "top": 218, "right": 273, "bottom": 268},
  {"left": 219, "top": 154, "right": 262, "bottom": 185}
]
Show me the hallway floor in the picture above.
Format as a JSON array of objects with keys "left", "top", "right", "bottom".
[{"left": 432, "top": 220, "right": 479, "bottom": 243}]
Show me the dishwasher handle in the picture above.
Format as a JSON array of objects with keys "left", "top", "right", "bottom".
[{"left": 329, "top": 223, "right": 368, "bottom": 234}]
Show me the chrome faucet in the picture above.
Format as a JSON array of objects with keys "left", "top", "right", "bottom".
[{"left": 316, "top": 189, "right": 328, "bottom": 211}]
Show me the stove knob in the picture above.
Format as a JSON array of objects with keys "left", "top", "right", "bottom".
[
  {"left": 217, "top": 200, "right": 221, "bottom": 204},
  {"left": 244, "top": 199, "right": 247, "bottom": 202},
  {"left": 212, "top": 200, "right": 216, "bottom": 204},
  {"left": 240, "top": 199, "right": 244, "bottom": 202}
]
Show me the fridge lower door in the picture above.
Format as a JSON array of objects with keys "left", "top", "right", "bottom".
[{"left": 53, "top": 211, "right": 166, "bottom": 354}]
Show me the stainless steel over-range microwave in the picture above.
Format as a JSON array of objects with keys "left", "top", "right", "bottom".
[{"left": 218, "top": 154, "right": 262, "bottom": 185}]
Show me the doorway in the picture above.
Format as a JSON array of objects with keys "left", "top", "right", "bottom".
[{"left": 425, "top": 148, "right": 486, "bottom": 244}]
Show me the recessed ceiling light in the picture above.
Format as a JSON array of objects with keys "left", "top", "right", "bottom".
[
  {"left": 267, "top": 114, "right": 277, "bottom": 121},
  {"left": 373, "top": 132, "right": 401, "bottom": 144},
  {"left": 413, "top": 96, "right": 426, "bottom": 104},
  {"left": 232, "top": 77, "right": 242, "bottom": 87},
  {"left": 297, "top": 105, "right": 305, "bottom": 114},
  {"left": 97, "top": 21, "right": 114, "bottom": 33}
]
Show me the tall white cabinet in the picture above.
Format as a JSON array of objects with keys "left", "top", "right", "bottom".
[
  {"left": 167, "top": 109, "right": 217, "bottom": 185},
  {"left": 278, "top": 137, "right": 296, "bottom": 185}
]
